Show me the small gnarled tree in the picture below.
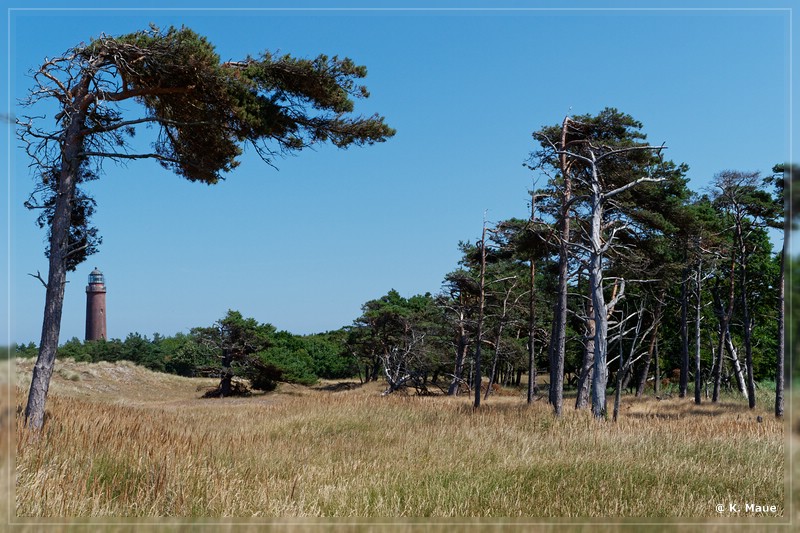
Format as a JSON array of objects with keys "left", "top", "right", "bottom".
[{"left": 19, "top": 25, "right": 395, "bottom": 430}]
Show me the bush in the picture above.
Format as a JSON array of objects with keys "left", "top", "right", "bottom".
[
  {"left": 239, "top": 357, "right": 283, "bottom": 392},
  {"left": 13, "top": 342, "right": 38, "bottom": 359},
  {"left": 259, "top": 347, "right": 317, "bottom": 385},
  {"left": 303, "top": 335, "right": 358, "bottom": 379}
]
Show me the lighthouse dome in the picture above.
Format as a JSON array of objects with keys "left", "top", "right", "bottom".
[{"left": 88, "top": 268, "right": 105, "bottom": 285}]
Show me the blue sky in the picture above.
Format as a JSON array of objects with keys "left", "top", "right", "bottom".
[{"left": 2, "top": 1, "right": 795, "bottom": 345}]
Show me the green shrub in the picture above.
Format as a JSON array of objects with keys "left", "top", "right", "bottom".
[{"left": 259, "top": 346, "right": 317, "bottom": 385}]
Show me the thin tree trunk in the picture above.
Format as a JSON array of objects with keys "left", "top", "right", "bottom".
[
  {"left": 724, "top": 331, "right": 749, "bottom": 400},
  {"left": 575, "top": 296, "right": 595, "bottom": 409},
  {"left": 694, "top": 260, "right": 703, "bottom": 404},
  {"left": 219, "top": 349, "right": 233, "bottom": 397},
  {"left": 636, "top": 292, "right": 665, "bottom": 397},
  {"left": 474, "top": 223, "right": 487, "bottom": 409},
  {"left": 712, "top": 251, "right": 736, "bottom": 402},
  {"left": 485, "top": 335, "right": 502, "bottom": 401},
  {"left": 653, "top": 340, "right": 660, "bottom": 396},
  {"left": 25, "top": 213, "right": 74, "bottom": 429},
  {"left": 575, "top": 271, "right": 597, "bottom": 409},
  {"left": 448, "top": 313, "right": 469, "bottom": 396},
  {"left": 25, "top": 80, "right": 91, "bottom": 430},
  {"left": 612, "top": 313, "right": 628, "bottom": 422},
  {"left": 736, "top": 223, "right": 756, "bottom": 408},
  {"left": 776, "top": 243, "right": 785, "bottom": 417},
  {"left": 527, "top": 198, "right": 539, "bottom": 403},
  {"left": 549, "top": 116, "right": 572, "bottom": 417},
  {"left": 486, "top": 281, "right": 515, "bottom": 401},
  {"left": 679, "top": 265, "right": 690, "bottom": 397}
]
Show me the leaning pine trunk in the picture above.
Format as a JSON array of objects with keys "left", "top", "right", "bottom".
[
  {"left": 24, "top": 82, "right": 90, "bottom": 430},
  {"left": 724, "top": 331, "right": 749, "bottom": 401},
  {"left": 25, "top": 219, "right": 73, "bottom": 430}
]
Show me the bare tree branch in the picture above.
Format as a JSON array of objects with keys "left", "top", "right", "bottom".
[{"left": 28, "top": 271, "right": 48, "bottom": 289}]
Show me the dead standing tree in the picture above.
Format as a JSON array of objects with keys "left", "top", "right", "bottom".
[
  {"left": 548, "top": 137, "right": 668, "bottom": 419},
  {"left": 18, "top": 26, "right": 394, "bottom": 430}
]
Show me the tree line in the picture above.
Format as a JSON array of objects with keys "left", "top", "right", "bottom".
[
  {"left": 14, "top": 311, "right": 358, "bottom": 392},
  {"left": 345, "top": 109, "right": 793, "bottom": 420}
]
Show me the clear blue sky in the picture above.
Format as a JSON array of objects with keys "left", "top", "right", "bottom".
[{"left": 1, "top": 1, "right": 795, "bottom": 345}]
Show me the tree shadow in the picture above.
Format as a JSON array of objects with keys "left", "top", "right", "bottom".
[{"left": 315, "top": 381, "right": 364, "bottom": 392}]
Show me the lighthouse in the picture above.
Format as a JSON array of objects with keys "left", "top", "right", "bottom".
[{"left": 85, "top": 268, "right": 107, "bottom": 341}]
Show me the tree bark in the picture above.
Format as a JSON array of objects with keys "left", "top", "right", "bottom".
[
  {"left": 219, "top": 349, "right": 233, "bottom": 397},
  {"left": 776, "top": 242, "right": 785, "bottom": 417},
  {"left": 588, "top": 184, "right": 609, "bottom": 419},
  {"left": 449, "top": 333, "right": 468, "bottom": 396},
  {"left": 694, "top": 259, "right": 703, "bottom": 404},
  {"left": 448, "top": 309, "right": 469, "bottom": 396},
  {"left": 527, "top": 199, "right": 538, "bottom": 403},
  {"left": 473, "top": 223, "right": 487, "bottom": 409},
  {"left": 548, "top": 116, "right": 572, "bottom": 416},
  {"left": 24, "top": 78, "right": 92, "bottom": 430},
  {"left": 724, "top": 331, "right": 749, "bottom": 400},
  {"left": 679, "top": 265, "right": 690, "bottom": 397},
  {"left": 712, "top": 250, "right": 736, "bottom": 402},
  {"left": 736, "top": 222, "right": 756, "bottom": 408},
  {"left": 575, "top": 304, "right": 595, "bottom": 410}
]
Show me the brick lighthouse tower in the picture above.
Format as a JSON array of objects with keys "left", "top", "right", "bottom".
[{"left": 85, "top": 267, "right": 107, "bottom": 341}]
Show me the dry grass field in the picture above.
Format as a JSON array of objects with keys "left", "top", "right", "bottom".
[{"left": 4, "top": 357, "right": 795, "bottom": 530}]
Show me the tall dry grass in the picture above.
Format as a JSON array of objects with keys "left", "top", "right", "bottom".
[{"left": 11, "top": 359, "right": 788, "bottom": 523}]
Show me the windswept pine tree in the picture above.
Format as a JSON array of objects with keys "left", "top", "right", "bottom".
[{"left": 19, "top": 25, "right": 395, "bottom": 430}]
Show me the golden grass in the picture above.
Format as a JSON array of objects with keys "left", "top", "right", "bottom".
[{"left": 8, "top": 358, "right": 791, "bottom": 527}]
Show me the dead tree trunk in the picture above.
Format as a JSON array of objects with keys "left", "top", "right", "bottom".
[
  {"left": 527, "top": 195, "right": 541, "bottom": 404},
  {"left": 679, "top": 265, "right": 690, "bottom": 398},
  {"left": 588, "top": 175, "right": 610, "bottom": 419},
  {"left": 735, "top": 222, "right": 757, "bottom": 408},
  {"left": 575, "top": 296, "right": 595, "bottom": 410},
  {"left": 473, "top": 222, "right": 487, "bottom": 409},
  {"left": 712, "top": 250, "right": 737, "bottom": 402},
  {"left": 554, "top": 137, "right": 666, "bottom": 419},
  {"left": 448, "top": 305, "right": 470, "bottom": 396},
  {"left": 724, "top": 331, "right": 749, "bottom": 400},
  {"left": 485, "top": 280, "right": 517, "bottom": 401},
  {"left": 694, "top": 258, "right": 703, "bottom": 404}
]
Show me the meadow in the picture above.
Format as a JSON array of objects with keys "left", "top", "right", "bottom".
[{"left": 5, "top": 357, "right": 794, "bottom": 529}]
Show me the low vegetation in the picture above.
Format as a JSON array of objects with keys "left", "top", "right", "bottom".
[{"left": 12, "top": 358, "right": 788, "bottom": 521}]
